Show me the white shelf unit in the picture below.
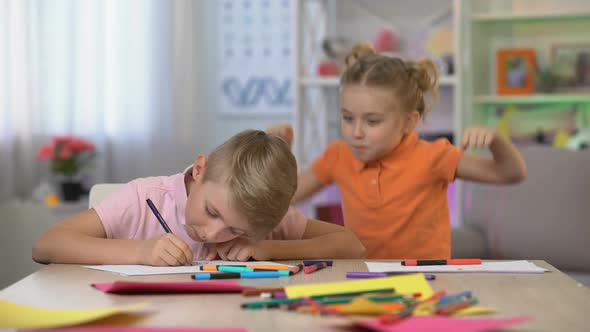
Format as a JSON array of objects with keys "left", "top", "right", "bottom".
[{"left": 293, "top": 0, "right": 463, "bottom": 223}]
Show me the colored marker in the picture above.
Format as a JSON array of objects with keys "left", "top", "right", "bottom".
[
  {"left": 346, "top": 272, "right": 436, "bottom": 280},
  {"left": 200, "top": 265, "right": 289, "bottom": 271},
  {"left": 378, "top": 306, "right": 414, "bottom": 324},
  {"left": 242, "top": 287, "right": 284, "bottom": 296},
  {"left": 438, "top": 290, "right": 472, "bottom": 305},
  {"left": 317, "top": 294, "right": 411, "bottom": 306},
  {"left": 303, "top": 260, "right": 333, "bottom": 266},
  {"left": 435, "top": 298, "right": 478, "bottom": 315},
  {"left": 241, "top": 298, "right": 303, "bottom": 309},
  {"left": 289, "top": 263, "right": 305, "bottom": 275},
  {"left": 401, "top": 259, "right": 482, "bottom": 266},
  {"left": 303, "top": 262, "right": 328, "bottom": 274},
  {"left": 191, "top": 272, "right": 240, "bottom": 280},
  {"left": 146, "top": 198, "right": 172, "bottom": 233},
  {"left": 313, "top": 288, "right": 396, "bottom": 300},
  {"left": 192, "top": 271, "right": 283, "bottom": 280}
]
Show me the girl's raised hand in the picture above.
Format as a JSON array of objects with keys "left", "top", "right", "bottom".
[
  {"left": 138, "top": 234, "right": 193, "bottom": 266},
  {"left": 461, "top": 127, "right": 498, "bottom": 150},
  {"left": 266, "top": 123, "right": 294, "bottom": 147}
]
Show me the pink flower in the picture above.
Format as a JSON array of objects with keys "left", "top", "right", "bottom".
[
  {"left": 37, "top": 135, "right": 97, "bottom": 176},
  {"left": 67, "top": 138, "right": 92, "bottom": 153},
  {"left": 58, "top": 147, "right": 73, "bottom": 160},
  {"left": 37, "top": 144, "right": 54, "bottom": 160}
]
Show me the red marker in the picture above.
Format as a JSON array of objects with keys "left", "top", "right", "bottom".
[
  {"left": 289, "top": 263, "right": 305, "bottom": 275},
  {"left": 303, "top": 262, "right": 328, "bottom": 274},
  {"left": 402, "top": 259, "right": 482, "bottom": 266}
]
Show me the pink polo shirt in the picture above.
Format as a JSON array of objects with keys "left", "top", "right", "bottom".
[{"left": 94, "top": 168, "right": 308, "bottom": 259}]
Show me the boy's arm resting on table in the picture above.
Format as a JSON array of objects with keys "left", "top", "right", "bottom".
[
  {"left": 292, "top": 168, "right": 324, "bottom": 203},
  {"left": 256, "top": 219, "right": 366, "bottom": 260},
  {"left": 32, "top": 209, "right": 193, "bottom": 266},
  {"left": 456, "top": 127, "right": 527, "bottom": 184}
]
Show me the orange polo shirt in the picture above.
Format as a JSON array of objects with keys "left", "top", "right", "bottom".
[{"left": 312, "top": 133, "right": 462, "bottom": 259}]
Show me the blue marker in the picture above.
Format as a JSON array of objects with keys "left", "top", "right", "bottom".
[
  {"left": 438, "top": 290, "right": 472, "bottom": 305},
  {"left": 217, "top": 266, "right": 290, "bottom": 276}
]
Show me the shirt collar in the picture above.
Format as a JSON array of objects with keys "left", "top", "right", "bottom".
[{"left": 352, "top": 133, "right": 418, "bottom": 172}]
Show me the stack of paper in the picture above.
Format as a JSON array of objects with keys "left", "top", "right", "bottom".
[{"left": 366, "top": 260, "right": 547, "bottom": 273}]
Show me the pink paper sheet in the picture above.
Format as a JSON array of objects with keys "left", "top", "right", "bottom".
[
  {"left": 92, "top": 281, "right": 247, "bottom": 294},
  {"left": 27, "top": 328, "right": 246, "bottom": 332},
  {"left": 354, "top": 316, "right": 532, "bottom": 332}
]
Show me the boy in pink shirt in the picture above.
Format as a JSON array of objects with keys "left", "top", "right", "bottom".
[{"left": 33, "top": 130, "right": 366, "bottom": 265}]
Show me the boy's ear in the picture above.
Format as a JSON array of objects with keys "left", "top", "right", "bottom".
[
  {"left": 192, "top": 154, "right": 208, "bottom": 180},
  {"left": 404, "top": 110, "right": 421, "bottom": 133}
]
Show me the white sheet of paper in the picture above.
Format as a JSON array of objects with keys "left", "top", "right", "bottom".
[
  {"left": 83, "top": 261, "right": 290, "bottom": 276},
  {"left": 365, "top": 260, "right": 547, "bottom": 273}
]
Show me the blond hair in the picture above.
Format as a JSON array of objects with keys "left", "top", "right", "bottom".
[
  {"left": 342, "top": 42, "right": 439, "bottom": 117},
  {"left": 203, "top": 129, "right": 297, "bottom": 240}
]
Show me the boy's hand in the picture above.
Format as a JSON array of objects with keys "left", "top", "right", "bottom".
[
  {"left": 138, "top": 234, "right": 193, "bottom": 266},
  {"left": 206, "top": 238, "right": 270, "bottom": 262},
  {"left": 266, "top": 123, "right": 293, "bottom": 147},
  {"left": 461, "top": 127, "right": 497, "bottom": 150}
]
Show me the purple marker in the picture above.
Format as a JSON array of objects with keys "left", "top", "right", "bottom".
[{"left": 346, "top": 272, "right": 436, "bottom": 280}]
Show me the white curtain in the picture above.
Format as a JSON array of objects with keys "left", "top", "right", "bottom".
[{"left": 0, "top": 0, "right": 205, "bottom": 201}]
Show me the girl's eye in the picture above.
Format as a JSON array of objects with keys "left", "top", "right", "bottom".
[
  {"left": 342, "top": 115, "right": 353, "bottom": 122},
  {"left": 367, "top": 119, "right": 382, "bottom": 126}
]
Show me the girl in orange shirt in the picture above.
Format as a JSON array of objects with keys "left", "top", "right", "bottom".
[{"left": 270, "top": 43, "right": 526, "bottom": 259}]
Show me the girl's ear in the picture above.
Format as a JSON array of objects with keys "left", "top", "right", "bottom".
[
  {"left": 404, "top": 110, "right": 421, "bottom": 133},
  {"left": 192, "top": 154, "right": 208, "bottom": 180}
]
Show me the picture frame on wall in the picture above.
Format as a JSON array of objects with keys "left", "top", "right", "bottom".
[
  {"left": 551, "top": 43, "right": 590, "bottom": 92},
  {"left": 496, "top": 48, "right": 536, "bottom": 95}
]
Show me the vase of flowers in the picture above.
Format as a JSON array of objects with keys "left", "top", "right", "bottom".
[{"left": 37, "top": 136, "right": 96, "bottom": 202}]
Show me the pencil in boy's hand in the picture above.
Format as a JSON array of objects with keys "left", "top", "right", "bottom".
[
  {"left": 303, "top": 262, "right": 328, "bottom": 274},
  {"left": 146, "top": 198, "right": 172, "bottom": 233}
]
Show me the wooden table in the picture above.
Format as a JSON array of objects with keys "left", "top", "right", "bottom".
[{"left": 1, "top": 260, "right": 589, "bottom": 331}]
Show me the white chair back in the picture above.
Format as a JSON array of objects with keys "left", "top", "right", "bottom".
[{"left": 88, "top": 184, "right": 122, "bottom": 208}]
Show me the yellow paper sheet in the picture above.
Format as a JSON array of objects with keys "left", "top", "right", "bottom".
[
  {"left": 284, "top": 273, "right": 433, "bottom": 299},
  {"left": 0, "top": 300, "right": 149, "bottom": 329}
]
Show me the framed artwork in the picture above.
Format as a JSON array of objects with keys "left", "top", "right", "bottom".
[
  {"left": 551, "top": 43, "right": 590, "bottom": 91},
  {"left": 496, "top": 48, "right": 536, "bottom": 95}
]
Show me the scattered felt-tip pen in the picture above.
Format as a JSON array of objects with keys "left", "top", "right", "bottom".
[
  {"left": 303, "top": 262, "right": 328, "bottom": 274},
  {"left": 401, "top": 259, "right": 482, "bottom": 266},
  {"left": 289, "top": 263, "right": 305, "bottom": 275},
  {"left": 192, "top": 271, "right": 284, "bottom": 280},
  {"left": 303, "top": 260, "right": 333, "bottom": 267},
  {"left": 346, "top": 272, "right": 436, "bottom": 280}
]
